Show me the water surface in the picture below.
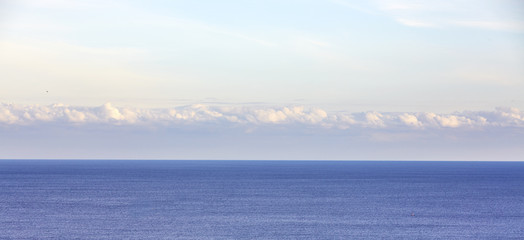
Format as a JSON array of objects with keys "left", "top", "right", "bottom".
[{"left": 1, "top": 160, "right": 523, "bottom": 239}]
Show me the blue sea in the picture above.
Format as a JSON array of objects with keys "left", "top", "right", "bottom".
[{"left": 0, "top": 160, "right": 523, "bottom": 239}]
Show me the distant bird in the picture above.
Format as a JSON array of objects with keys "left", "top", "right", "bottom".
[{"left": 46, "top": 91, "right": 49, "bottom": 93}]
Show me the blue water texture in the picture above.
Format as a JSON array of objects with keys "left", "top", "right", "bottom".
[{"left": 0, "top": 160, "right": 523, "bottom": 239}]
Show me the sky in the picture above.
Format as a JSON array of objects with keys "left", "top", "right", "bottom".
[{"left": 1, "top": 0, "right": 523, "bottom": 160}]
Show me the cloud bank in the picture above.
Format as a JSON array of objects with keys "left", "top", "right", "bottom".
[
  {"left": 1, "top": 102, "right": 523, "bottom": 130},
  {"left": 2, "top": 103, "right": 522, "bottom": 161}
]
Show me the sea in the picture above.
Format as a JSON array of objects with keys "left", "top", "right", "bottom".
[{"left": 0, "top": 160, "right": 523, "bottom": 239}]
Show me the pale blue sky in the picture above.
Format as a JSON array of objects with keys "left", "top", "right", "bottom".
[
  {"left": 1, "top": 0, "right": 523, "bottom": 111},
  {"left": 1, "top": 1, "right": 523, "bottom": 160}
]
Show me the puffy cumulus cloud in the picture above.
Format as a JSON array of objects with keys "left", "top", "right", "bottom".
[
  {"left": 494, "top": 107, "right": 524, "bottom": 125},
  {"left": 398, "top": 113, "right": 422, "bottom": 128},
  {"left": 0, "top": 102, "right": 523, "bottom": 130},
  {"left": 365, "top": 112, "right": 385, "bottom": 127},
  {"left": 247, "top": 106, "right": 328, "bottom": 125},
  {"left": 98, "top": 103, "right": 125, "bottom": 121},
  {"left": 0, "top": 107, "right": 18, "bottom": 124}
]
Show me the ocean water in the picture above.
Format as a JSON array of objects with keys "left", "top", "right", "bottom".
[{"left": 0, "top": 160, "right": 523, "bottom": 239}]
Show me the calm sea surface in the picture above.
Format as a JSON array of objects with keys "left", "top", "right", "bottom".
[{"left": 0, "top": 160, "right": 523, "bottom": 239}]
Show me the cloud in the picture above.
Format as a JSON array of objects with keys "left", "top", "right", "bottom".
[
  {"left": 374, "top": 0, "right": 524, "bottom": 32},
  {"left": 1, "top": 103, "right": 523, "bottom": 131},
  {"left": 451, "top": 20, "right": 524, "bottom": 32},
  {"left": 398, "top": 113, "right": 421, "bottom": 127},
  {"left": 331, "top": 0, "right": 524, "bottom": 32},
  {"left": 1, "top": 103, "right": 523, "bottom": 160},
  {"left": 365, "top": 112, "right": 385, "bottom": 127}
]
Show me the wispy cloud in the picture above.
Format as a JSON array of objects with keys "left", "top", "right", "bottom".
[
  {"left": 451, "top": 20, "right": 524, "bottom": 32},
  {"left": 371, "top": 0, "right": 524, "bottom": 32}
]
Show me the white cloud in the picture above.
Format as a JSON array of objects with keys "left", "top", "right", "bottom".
[
  {"left": 1, "top": 103, "right": 523, "bottom": 131},
  {"left": 399, "top": 113, "right": 421, "bottom": 127},
  {"left": 98, "top": 103, "right": 126, "bottom": 121},
  {"left": 0, "top": 107, "right": 18, "bottom": 124},
  {"left": 374, "top": 0, "right": 524, "bottom": 32},
  {"left": 2, "top": 102, "right": 523, "bottom": 161},
  {"left": 451, "top": 20, "right": 524, "bottom": 33},
  {"left": 436, "top": 115, "right": 462, "bottom": 128},
  {"left": 365, "top": 112, "right": 385, "bottom": 127}
]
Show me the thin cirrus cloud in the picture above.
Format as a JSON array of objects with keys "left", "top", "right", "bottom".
[{"left": 334, "top": 0, "right": 524, "bottom": 32}]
